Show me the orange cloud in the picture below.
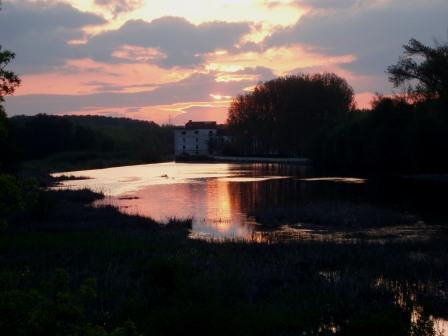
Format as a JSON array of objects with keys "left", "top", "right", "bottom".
[
  {"left": 16, "top": 59, "right": 194, "bottom": 95},
  {"left": 206, "top": 45, "right": 356, "bottom": 77},
  {"left": 71, "top": 0, "right": 305, "bottom": 26}
]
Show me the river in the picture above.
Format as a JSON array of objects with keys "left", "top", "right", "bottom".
[{"left": 53, "top": 162, "right": 447, "bottom": 241}]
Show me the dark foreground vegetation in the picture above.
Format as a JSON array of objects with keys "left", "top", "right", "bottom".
[{"left": 1, "top": 179, "right": 447, "bottom": 335}]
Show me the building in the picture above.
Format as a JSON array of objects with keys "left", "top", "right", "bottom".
[{"left": 174, "top": 121, "right": 218, "bottom": 159}]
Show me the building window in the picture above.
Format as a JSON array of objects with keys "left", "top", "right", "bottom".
[
  {"left": 183, "top": 145, "right": 186, "bottom": 150},
  {"left": 196, "top": 138, "right": 198, "bottom": 142},
  {"left": 183, "top": 137, "right": 185, "bottom": 142},
  {"left": 196, "top": 145, "right": 199, "bottom": 149},
  {"left": 194, "top": 130, "right": 198, "bottom": 134},
  {"left": 181, "top": 131, "right": 186, "bottom": 135},
  {"left": 209, "top": 130, "right": 213, "bottom": 136}
]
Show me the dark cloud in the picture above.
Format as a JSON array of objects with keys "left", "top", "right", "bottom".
[
  {"left": 0, "top": 0, "right": 106, "bottom": 74},
  {"left": 82, "top": 80, "right": 159, "bottom": 92},
  {"left": 83, "top": 17, "right": 252, "bottom": 68},
  {"left": 265, "top": 0, "right": 448, "bottom": 76},
  {"left": 94, "top": 0, "right": 144, "bottom": 17},
  {"left": 0, "top": 1, "right": 252, "bottom": 73}
]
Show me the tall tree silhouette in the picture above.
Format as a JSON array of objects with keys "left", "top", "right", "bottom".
[
  {"left": 0, "top": 47, "right": 21, "bottom": 101},
  {"left": 387, "top": 38, "right": 448, "bottom": 104},
  {"left": 0, "top": 46, "right": 21, "bottom": 172},
  {"left": 227, "top": 73, "right": 355, "bottom": 157}
]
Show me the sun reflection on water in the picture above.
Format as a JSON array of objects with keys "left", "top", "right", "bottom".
[{"left": 52, "top": 162, "right": 292, "bottom": 241}]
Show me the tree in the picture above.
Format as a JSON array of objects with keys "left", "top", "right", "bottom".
[
  {"left": 0, "top": 46, "right": 21, "bottom": 102},
  {"left": 0, "top": 46, "right": 21, "bottom": 172},
  {"left": 227, "top": 73, "right": 355, "bottom": 157},
  {"left": 387, "top": 38, "right": 448, "bottom": 103}
]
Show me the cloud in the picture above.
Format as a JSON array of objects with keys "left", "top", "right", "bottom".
[
  {"left": 171, "top": 105, "right": 229, "bottom": 125},
  {"left": 266, "top": 0, "right": 372, "bottom": 10},
  {"left": 1, "top": 1, "right": 251, "bottom": 74},
  {"left": 83, "top": 17, "right": 252, "bottom": 68},
  {"left": 0, "top": 0, "right": 106, "bottom": 74},
  {"left": 292, "top": 0, "right": 372, "bottom": 10},
  {"left": 265, "top": 0, "right": 448, "bottom": 76},
  {"left": 4, "top": 71, "right": 257, "bottom": 116},
  {"left": 94, "top": 0, "right": 144, "bottom": 17},
  {"left": 82, "top": 80, "right": 159, "bottom": 92},
  {"left": 5, "top": 66, "right": 277, "bottom": 123},
  {"left": 234, "top": 66, "right": 275, "bottom": 80}
]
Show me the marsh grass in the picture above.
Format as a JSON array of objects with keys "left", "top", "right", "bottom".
[{"left": 0, "top": 187, "right": 447, "bottom": 335}]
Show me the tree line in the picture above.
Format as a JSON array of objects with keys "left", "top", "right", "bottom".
[
  {"left": 226, "top": 37, "right": 448, "bottom": 176},
  {"left": 8, "top": 114, "right": 174, "bottom": 170}
]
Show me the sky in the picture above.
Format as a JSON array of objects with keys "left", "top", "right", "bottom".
[{"left": 2, "top": 0, "right": 448, "bottom": 125}]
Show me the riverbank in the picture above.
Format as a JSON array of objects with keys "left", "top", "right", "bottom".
[
  {"left": 212, "top": 156, "right": 311, "bottom": 164},
  {"left": 1, "top": 177, "right": 447, "bottom": 335},
  {"left": 175, "top": 155, "right": 311, "bottom": 164},
  {"left": 19, "top": 151, "right": 174, "bottom": 175}
]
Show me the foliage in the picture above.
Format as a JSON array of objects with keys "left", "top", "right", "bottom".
[
  {"left": 314, "top": 95, "right": 448, "bottom": 175},
  {"left": 387, "top": 38, "right": 448, "bottom": 104},
  {"left": 0, "top": 46, "right": 21, "bottom": 173},
  {"left": 0, "top": 269, "right": 142, "bottom": 335},
  {"left": 1, "top": 185, "right": 446, "bottom": 335},
  {"left": 0, "top": 174, "right": 41, "bottom": 230},
  {"left": 227, "top": 73, "right": 355, "bottom": 157},
  {"left": 0, "top": 46, "right": 20, "bottom": 102},
  {"left": 10, "top": 114, "right": 174, "bottom": 171}
]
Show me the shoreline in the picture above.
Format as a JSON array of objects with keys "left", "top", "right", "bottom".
[
  {"left": 175, "top": 155, "right": 311, "bottom": 164},
  {"left": 212, "top": 156, "right": 311, "bottom": 164}
]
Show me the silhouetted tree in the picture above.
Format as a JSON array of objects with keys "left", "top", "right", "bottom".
[
  {"left": 0, "top": 46, "right": 21, "bottom": 172},
  {"left": 387, "top": 38, "right": 448, "bottom": 104},
  {"left": 0, "top": 47, "right": 21, "bottom": 100},
  {"left": 227, "top": 73, "right": 355, "bottom": 157}
]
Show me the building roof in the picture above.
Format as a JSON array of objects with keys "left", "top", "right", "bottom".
[{"left": 184, "top": 120, "right": 217, "bottom": 129}]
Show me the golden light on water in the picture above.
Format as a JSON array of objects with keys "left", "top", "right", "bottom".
[{"left": 52, "top": 162, "right": 288, "bottom": 241}]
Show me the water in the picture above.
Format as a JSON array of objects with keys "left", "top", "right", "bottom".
[
  {"left": 53, "top": 162, "right": 448, "bottom": 241},
  {"left": 52, "top": 162, "right": 448, "bottom": 333}
]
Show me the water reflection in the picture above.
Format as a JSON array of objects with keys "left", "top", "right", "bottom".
[
  {"left": 53, "top": 162, "right": 299, "bottom": 240},
  {"left": 53, "top": 162, "right": 448, "bottom": 241},
  {"left": 299, "top": 177, "right": 367, "bottom": 184}
]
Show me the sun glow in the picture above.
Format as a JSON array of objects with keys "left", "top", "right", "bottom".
[
  {"left": 210, "top": 94, "right": 232, "bottom": 100},
  {"left": 68, "top": 0, "right": 305, "bottom": 26},
  {"left": 207, "top": 46, "right": 356, "bottom": 76}
]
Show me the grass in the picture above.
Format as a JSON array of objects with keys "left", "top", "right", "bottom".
[{"left": 1, "top": 184, "right": 447, "bottom": 335}]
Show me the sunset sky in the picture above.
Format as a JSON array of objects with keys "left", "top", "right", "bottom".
[{"left": 2, "top": 0, "right": 447, "bottom": 124}]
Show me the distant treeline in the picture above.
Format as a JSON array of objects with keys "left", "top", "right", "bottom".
[
  {"left": 227, "top": 38, "right": 448, "bottom": 176},
  {"left": 8, "top": 114, "right": 174, "bottom": 171},
  {"left": 315, "top": 97, "right": 448, "bottom": 175}
]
